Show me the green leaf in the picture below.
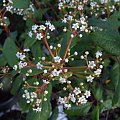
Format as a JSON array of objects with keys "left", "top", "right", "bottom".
[
  {"left": 26, "top": 83, "right": 52, "bottom": 120},
  {"left": 91, "top": 105, "right": 100, "bottom": 120},
  {"left": 12, "top": 0, "right": 30, "bottom": 9},
  {"left": 11, "top": 75, "right": 23, "bottom": 95},
  {"left": 19, "top": 96, "right": 31, "bottom": 112},
  {"left": 100, "top": 99, "right": 112, "bottom": 113},
  {"left": 26, "top": 102, "right": 51, "bottom": 120},
  {"left": 92, "top": 86, "right": 103, "bottom": 101},
  {"left": 0, "top": 54, "right": 7, "bottom": 67},
  {"left": 1, "top": 75, "right": 12, "bottom": 91},
  {"left": 112, "top": 63, "right": 120, "bottom": 106},
  {"left": 33, "top": 9, "right": 48, "bottom": 21},
  {"left": 31, "top": 42, "right": 42, "bottom": 61},
  {"left": 3, "top": 36, "right": 18, "bottom": 67},
  {"left": 65, "top": 102, "right": 91, "bottom": 116},
  {"left": 50, "top": 108, "right": 58, "bottom": 120},
  {"left": 90, "top": 31, "right": 120, "bottom": 56},
  {"left": 24, "top": 37, "right": 37, "bottom": 48},
  {"left": 89, "top": 11, "right": 120, "bottom": 33}
]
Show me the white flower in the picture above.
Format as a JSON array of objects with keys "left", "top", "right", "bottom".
[
  {"left": 24, "top": 49, "right": 30, "bottom": 52},
  {"left": 27, "top": 100, "right": 30, "bottom": 103},
  {"left": 80, "top": 25, "right": 86, "bottom": 31},
  {"left": 13, "top": 65, "right": 18, "bottom": 70},
  {"left": 59, "top": 77, "right": 66, "bottom": 84},
  {"left": 71, "top": 34, "right": 74, "bottom": 38},
  {"left": 54, "top": 56, "right": 62, "bottom": 63},
  {"left": 44, "top": 91, "right": 48, "bottom": 95},
  {"left": 28, "top": 31, "right": 33, "bottom": 38},
  {"left": 33, "top": 107, "right": 42, "bottom": 112},
  {"left": 63, "top": 27, "right": 67, "bottom": 32},
  {"left": 86, "top": 75, "right": 94, "bottom": 82},
  {"left": 42, "top": 57, "right": 45, "bottom": 61},
  {"left": 44, "top": 98, "right": 47, "bottom": 101},
  {"left": 84, "top": 90, "right": 91, "bottom": 98},
  {"left": 43, "top": 79, "right": 49, "bottom": 84},
  {"left": 85, "top": 51, "right": 89, "bottom": 55},
  {"left": 73, "top": 87, "right": 81, "bottom": 95},
  {"left": 81, "top": 55, "right": 84, "bottom": 59},
  {"left": 39, "top": 25, "right": 46, "bottom": 30},
  {"left": 36, "top": 62, "right": 43, "bottom": 69},
  {"left": 78, "top": 95, "right": 87, "bottom": 104},
  {"left": 95, "top": 51, "right": 102, "bottom": 58},
  {"left": 16, "top": 52, "right": 26, "bottom": 60},
  {"left": 32, "top": 24, "right": 38, "bottom": 31},
  {"left": 58, "top": 2, "right": 63, "bottom": 9},
  {"left": 28, "top": 69, "right": 32, "bottom": 73},
  {"left": 69, "top": 93, "right": 76, "bottom": 103},
  {"left": 57, "top": 44, "right": 61, "bottom": 48},
  {"left": 62, "top": 17, "right": 67, "bottom": 23},
  {"left": 79, "top": 34, "right": 83, "bottom": 38},
  {"left": 74, "top": 51, "right": 78, "bottom": 56},
  {"left": 45, "top": 21, "right": 51, "bottom": 26},
  {"left": 6, "top": 6, "right": 13, "bottom": 12},
  {"left": 64, "top": 103, "right": 71, "bottom": 109},
  {"left": 18, "top": 61, "right": 27, "bottom": 69},
  {"left": 36, "top": 33, "right": 43, "bottom": 40},
  {"left": 44, "top": 69, "right": 48, "bottom": 74},
  {"left": 51, "top": 69, "right": 62, "bottom": 77},
  {"left": 68, "top": 15, "right": 73, "bottom": 21},
  {"left": 100, "top": 65, "right": 103, "bottom": 69},
  {"left": 72, "top": 23, "right": 79, "bottom": 30},
  {"left": 94, "top": 69, "right": 102, "bottom": 76},
  {"left": 34, "top": 81, "right": 39, "bottom": 85},
  {"left": 65, "top": 58, "right": 69, "bottom": 63},
  {"left": 58, "top": 97, "right": 66, "bottom": 104},
  {"left": 50, "top": 45, "right": 53, "bottom": 49},
  {"left": 88, "top": 61, "right": 96, "bottom": 69},
  {"left": 49, "top": 24, "right": 55, "bottom": 31},
  {"left": 78, "top": 5, "right": 83, "bottom": 10},
  {"left": 31, "top": 92, "right": 37, "bottom": 98},
  {"left": 64, "top": 69, "right": 68, "bottom": 73}
]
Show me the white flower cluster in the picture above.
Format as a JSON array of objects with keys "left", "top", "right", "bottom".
[
  {"left": 22, "top": 90, "right": 37, "bottom": 104},
  {"left": 13, "top": 49, "right": 30, "bottom": 70},
  {"left": 3, "top": 0, "right": 35, "bottom": 20},
  {"left": 58, "top": 86, "right": 91, "bottom": 109},
  {"left": 22, "top": 88, "right": 49, "bottom": 112},
  {"left": 2, "top": 66, "right": 10, "bottom": 73},
  {"left": 58, "top": 0, "right": 119, "bottom": 14},
  {"left": 28, "top": 21, "right": 55, "bottom": 40},
  {"left": 58, "top": 0, "right": 119, "bottom": 36},
  {"left": 61, "top": 13, "right": 89, "bottom": 37},
  {"left": 81, "top": 51, "right": 103, "bottom": 83}
]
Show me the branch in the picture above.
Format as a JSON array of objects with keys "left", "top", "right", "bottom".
[
  {"left": 62, "top": 37, "right": 73, "bottom": 63},
  {"left": 42, "top": 33, "right": 54, "bottom": 59}
]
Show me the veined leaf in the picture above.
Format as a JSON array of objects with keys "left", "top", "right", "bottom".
[
  {"left": 12, "top": 0, "right": 30, "bottom": 9},
  {"left": 65, "top": 102, "right": 91, "bottom": 116},
  {"left": 90, "top": 31, "right": 120, "bottom": 56},
  {"left": 3, "top": 36, "right": 18, "bottom": 67},
  {"left": 112, "top": 63, "right": 120, "bottom": 106}
]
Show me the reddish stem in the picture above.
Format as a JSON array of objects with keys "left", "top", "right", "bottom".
[
  {"left": 42, "top": 33, "right": 54, "bottom": 59},
  {"left": 62, "top": 37, "right": 73, "bottom": 63}
]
